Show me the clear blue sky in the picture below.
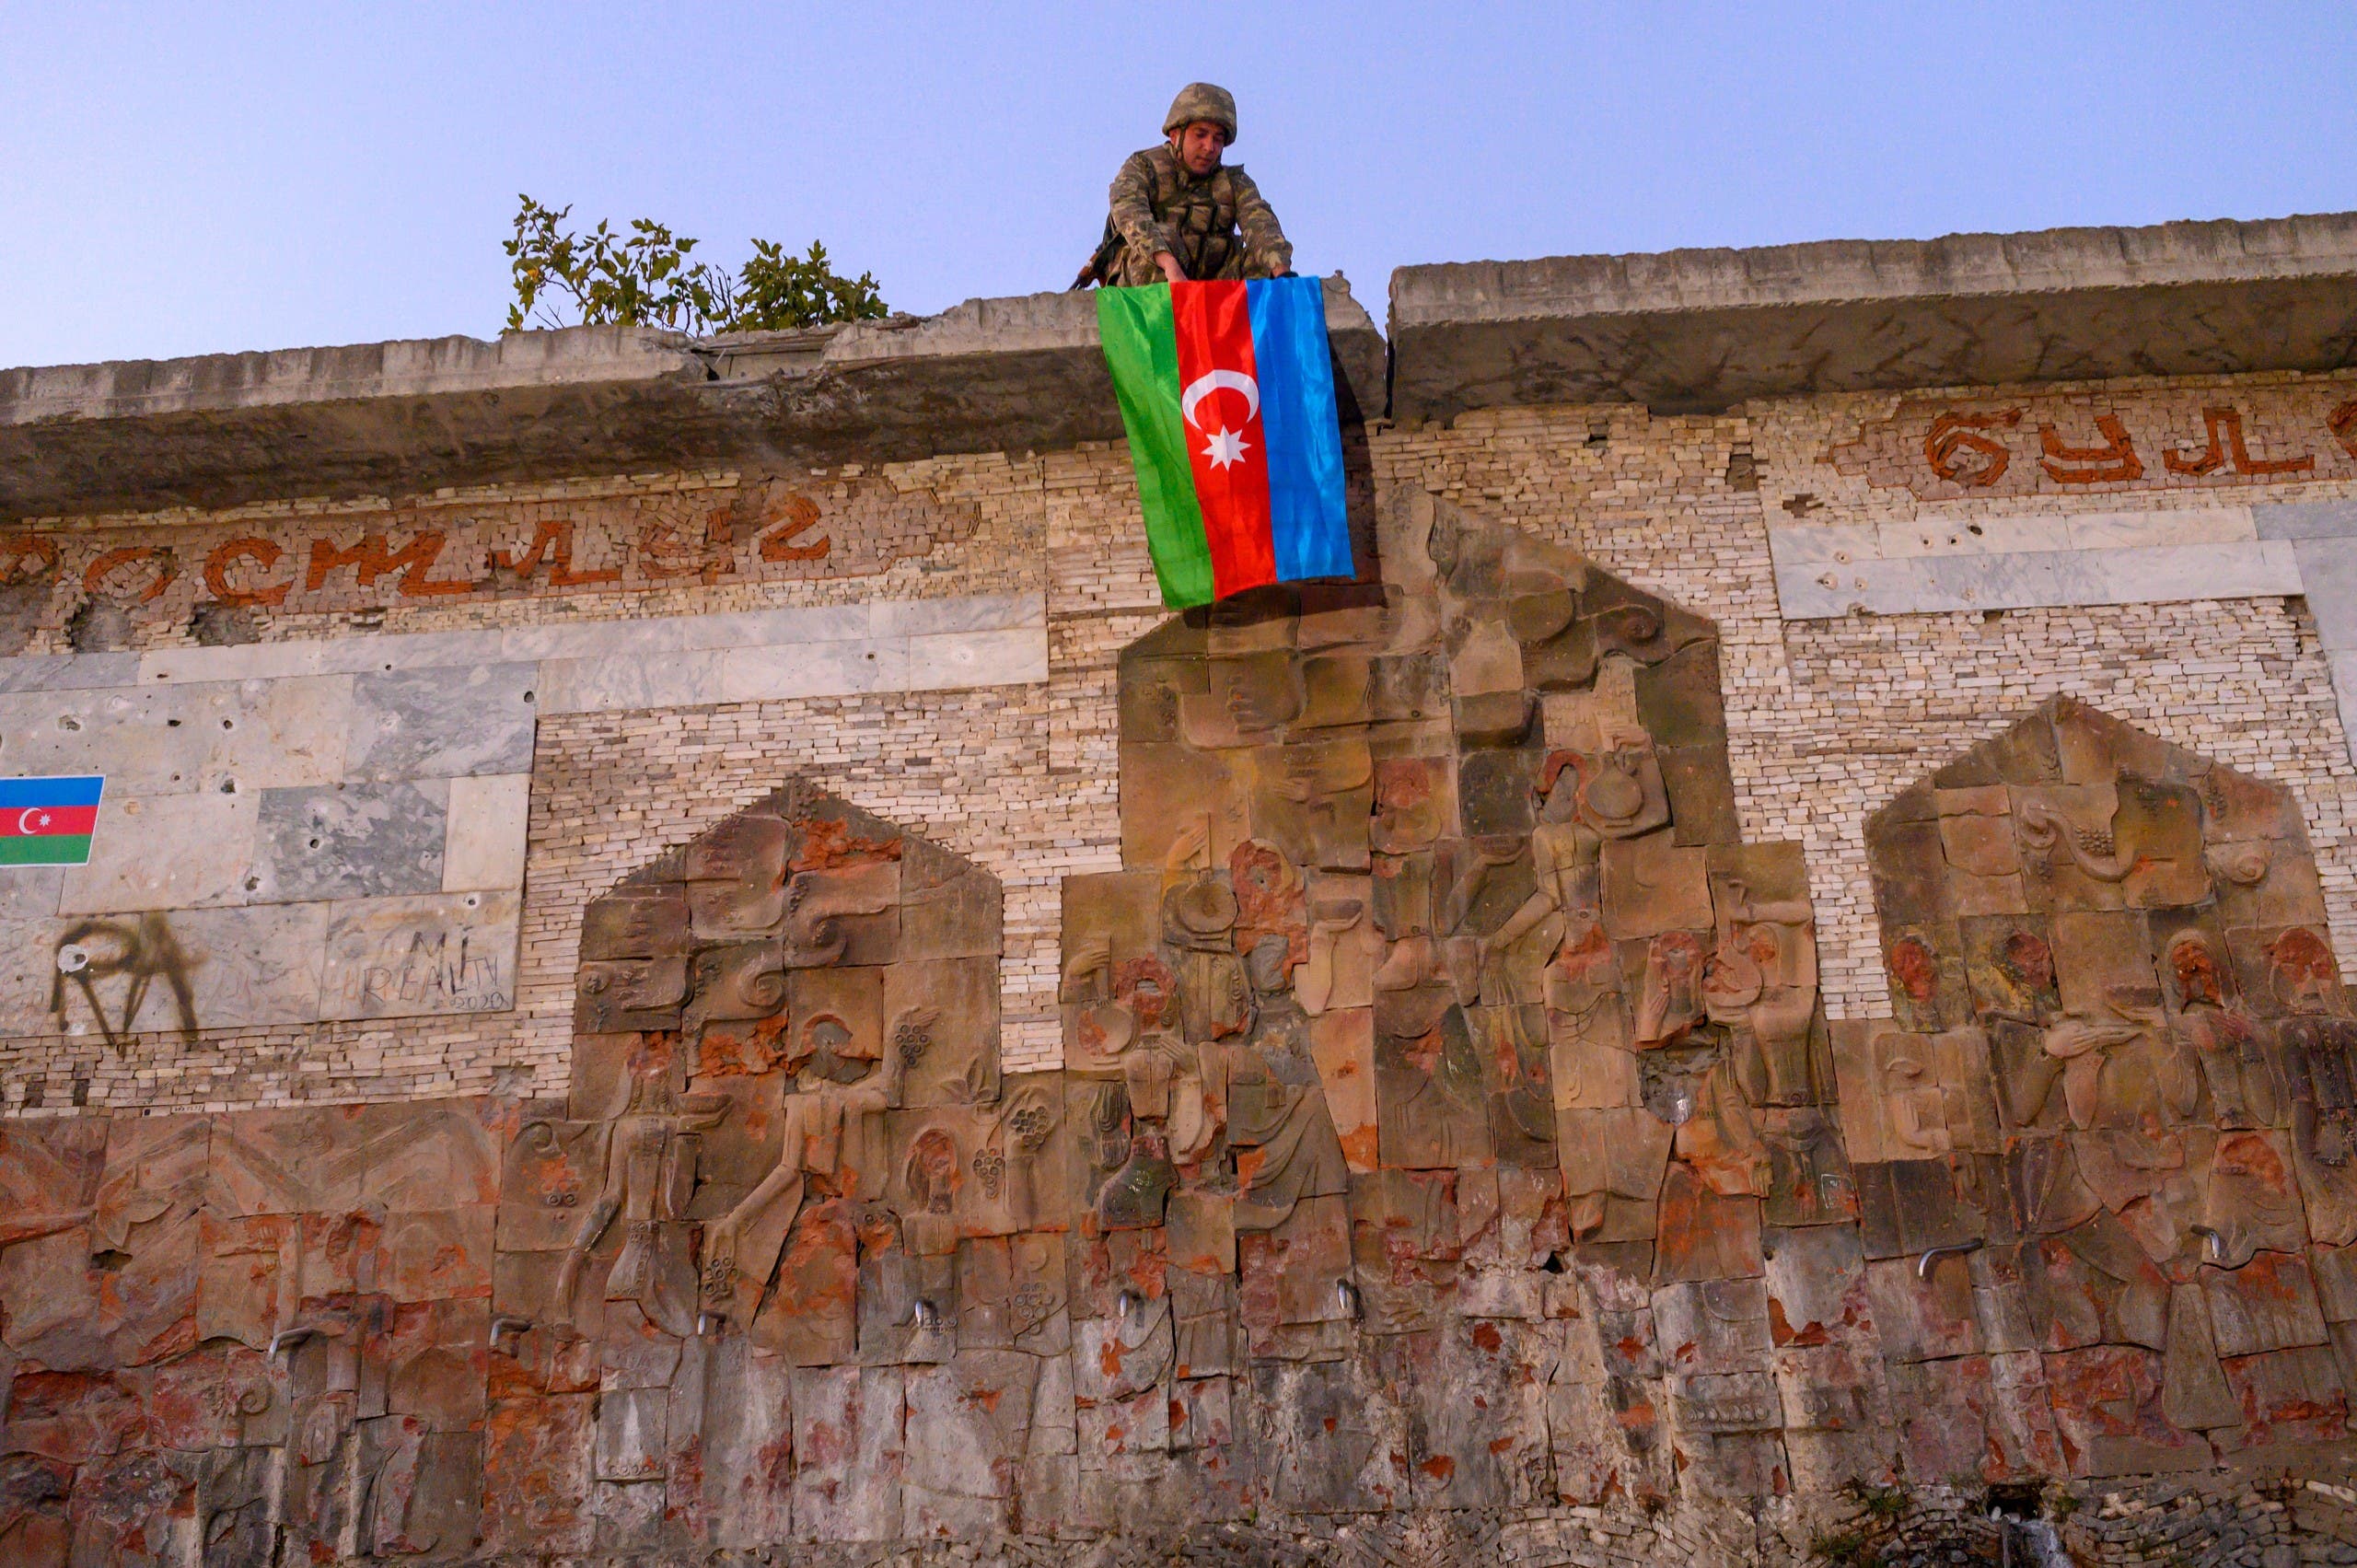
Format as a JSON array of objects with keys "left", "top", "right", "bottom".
[{"left": 5, "top": 2, "right": 2353, "bottom": 368}]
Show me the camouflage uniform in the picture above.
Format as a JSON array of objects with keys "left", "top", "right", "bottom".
[
  {"left": 1105, "top": 145, "right": 1293, "bottom": 285},
  {"left": 1098, "top": 82, "right": 1293, "bottom": 286}
]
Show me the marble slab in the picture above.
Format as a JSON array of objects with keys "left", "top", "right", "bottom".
[
  {"left": 442, "top": 774, "right": 531, "bottom": 892},
  {"left": 345, "top": 663, "right": 539, "bottom": 780},
  {"left": 869, "top": 592, "right": 1044, "bottom": 638},
  {"left": 2254, "top": 500, "right": 2357, "bottom": 540},
  {"left": 250, "top": 780, "right": 449, "bottom": 901},
  {"left": 319, "top": 889, "right": 521, "bottom": 1021},
  {"left": 25, "top": 900, "right": 332, "bottom": 1039},
  {"left": 716, "top": 639, "right": 909, "bottom": 703},
  {"left": 2289, "top": 538, "right": 2357, "bottom": 652},
  {"left": 906, "top": 627, "right": 1050, "bottom": 691},
  {"left": 59, "top": 791, "right": 259, "bottom": 914},
  {"left": 535, "top": 651, "right": 726, "bottom": 715},
  {"left": 1774, "top": 540, "right": 2302, "bottom": 620},
  {"left": 0, "top": 652, "right": 139, "bottom": 693},
  {"left": 0, "top": 676, "right": 350, "bottom": 796}
]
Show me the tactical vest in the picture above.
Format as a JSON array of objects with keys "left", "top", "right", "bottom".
[{"left": 1147, "top": 151, "right": 1242, "bottom": 280}]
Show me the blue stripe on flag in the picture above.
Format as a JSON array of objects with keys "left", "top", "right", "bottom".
[
  {"left": 0, "top": 775, "right": 105, "bottom": 808},
  {"left": 1245, "top": 276, "right": 1353, "bottom": 583}
]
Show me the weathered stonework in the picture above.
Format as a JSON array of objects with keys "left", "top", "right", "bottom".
[{"left": 8, "top": 215, "right": 2357, "bottom": 1562}]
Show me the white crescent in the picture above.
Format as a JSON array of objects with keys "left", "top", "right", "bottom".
[
  {"left": 1180, "top": 369, "right": 1259, "bottom": 429},
  {"left": 14, "top": 808, "right": 43, "bottom": 835}
]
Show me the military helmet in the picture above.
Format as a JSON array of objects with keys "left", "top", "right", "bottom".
[{"left": 1163, "top": 82, "right": 1237, "bottom": 145}]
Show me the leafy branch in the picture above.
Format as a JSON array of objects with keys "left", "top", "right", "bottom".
[{"left": 504, "top": 196, "right": 888, "bottom": 335}]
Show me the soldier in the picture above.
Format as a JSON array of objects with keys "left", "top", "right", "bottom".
[{"left": 1074, "top": 82, "right": 1295, "bottom": 288}]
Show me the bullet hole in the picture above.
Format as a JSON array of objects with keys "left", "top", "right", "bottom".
[
  {"left": 219, "top": 778, "right": 237, "bottom": 794},
  {"left": 245, "top": 876, "right": 261, "bottom": 892},
  {"left": 167, "top": 717, "right": 181, "bottom": 727},
  {"left": 58, "top": 715, "right": 81, "bottom": 731},
  {"left": 308, "top": 838, "right": 321, "bottom": 850}
]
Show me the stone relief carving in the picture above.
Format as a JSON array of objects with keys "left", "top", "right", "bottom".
[
  {"left": 9, "top": 515, "right": 2357, "bottom": 1560},
  {"left": 1847, "top": 697, "right": 2357, "bottom": 1478}
]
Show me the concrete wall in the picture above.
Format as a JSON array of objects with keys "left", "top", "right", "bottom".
[{"left": 7, "top": 217, "right": 2357, "bottom": 1562}]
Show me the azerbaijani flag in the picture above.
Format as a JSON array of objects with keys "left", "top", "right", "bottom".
[
  {"left": 0, "top": 776, "right": 104, "bottom": 865},
  {"left": 1097, "top": 275, "right": 1352, "bottom": 609}
]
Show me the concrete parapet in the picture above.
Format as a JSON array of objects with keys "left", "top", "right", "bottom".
[
  {"left": 1388, "top": 211, "right": 2357, "bottom": 419},
  {"left": 0, "top": 278, "right": 1385, "bottom": 521}
]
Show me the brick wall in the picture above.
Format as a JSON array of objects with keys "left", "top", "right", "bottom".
[{"left": 10, "top": 370, "right": 2357, "bottom": 1113}]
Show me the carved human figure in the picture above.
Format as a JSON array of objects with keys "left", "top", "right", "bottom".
[
  {"left": 2270, "top": 927, "right": 2357, "bottom": 1246},
  {"left": 1704, "top": 877, "right": 1817, "bottom": 1106},
  {"left": 1632, "top": 929, "right": 1708, "bottom": 1050},
  {"left": 1880, "top": 1049, "right": 1952, "bottom": 1156},
  {"left": 552, "top": 1039, "right": 729, "bottom": 1336},
  {"left": 1161, "top": 819, "right": 1256, "bottom": 1045},
  {"left": 1225, "top": 934, "right": 1350, "bottom": 1230},
  {"left": 1484, "top": 752, "right": 1603, "bottom": 970},
  {"left": 2163, "top": 929, "right": 2279, "bottom": 1130},
  {"left": 700, "top": 1011, "right": 909, "bottom": 1314}
]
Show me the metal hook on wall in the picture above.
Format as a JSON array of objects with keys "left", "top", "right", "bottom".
[{"left": 1917, "top": 1240, "right": 1982, "bottom": 1282}]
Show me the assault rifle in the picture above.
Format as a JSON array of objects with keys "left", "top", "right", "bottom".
[{"left": 1070, "top": 219, "right": 1121, "bottom": 291}]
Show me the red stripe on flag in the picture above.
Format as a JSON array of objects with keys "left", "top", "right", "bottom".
[
  {"left": 6, "top": 804, "right": 97, "bottom": 837},
  {"left": 1169, "top": 281, "right": 1277, "bottom": 599}
]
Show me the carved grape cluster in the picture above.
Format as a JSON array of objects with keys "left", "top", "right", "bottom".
[
  {"left": 971, "top": 1146, "right": 1005, "bottom": 1200},
  {"left": 1008, "top": 1102, "right": 1052, "bottom": 1152},
  {"left": 895, "top": 1016, "right": 931, "bottom": 1065}
]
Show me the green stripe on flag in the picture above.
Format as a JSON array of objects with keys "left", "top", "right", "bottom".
[
  {"left": 1096, "top": 284, "right": 1214, "bottom": 609},
  {"left": 0, "top": 834, "right": 91, "bottom": 865}
]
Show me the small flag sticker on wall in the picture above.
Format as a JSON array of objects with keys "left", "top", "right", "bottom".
[{"left": 0, "top": 776, "right": 105, "bottom": 866}]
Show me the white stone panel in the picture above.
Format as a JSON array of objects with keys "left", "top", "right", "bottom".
[
  {"left": 0, "top": 676, "right": 349, "bottom": 796},
  {"left": 1775, "top": 540, "right": 2302, "bottom": 619},
  {"left": 442, "top": 773, "right": 531, "bottom": 891},
  {"left": 59, "top": 791, "right": 259, "bottom": 914},
  {"left": 869, "top": 591, "right": 1043, "bottom": 637},
  {"left": 1763, "top": 524, "right": 1879, "bottom": 566},
  {"left": 318, "top": 889, "right": 520, "bottom": 1021},
  {"left": 906, "top": 628, "right": 1049, "bottom": 691},
  {"left": 535, "top": 651, "right": 725, "bottom": 714},
  {"left": 344, "top": 663, "right": 539, "bottom": 780},
  {"left": 136, "top": 641, "right": 329, "bottom": 684},
  {"left": 33, "top": 901, "right": 332, "bottom": 1039},
  {"left": 716, "top": 638, "right": 909, "bottom": 703},
  {"left": 2062, "top": 505, "right": 2255, "bottom": 551},
  {"left": 1874, "top": 514, "right": 2073, "bottom": 559}
]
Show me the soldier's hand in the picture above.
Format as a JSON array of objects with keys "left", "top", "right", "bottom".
[{"left": 1156, "top": 252, "right": 1188, "bottom": 285}]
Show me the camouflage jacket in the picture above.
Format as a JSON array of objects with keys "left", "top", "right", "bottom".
[{"left": 1105, "top": 145, "right": 1293, "bottom": 285}]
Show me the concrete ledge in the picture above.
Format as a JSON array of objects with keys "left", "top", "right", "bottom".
[
  {"left": 1774, "top": 539, "right": 2302, "bottom": 619},
  {"left": 1389, "top": 213, "right": 2357, "bottom": 420},
  {"left": 0, "top": 281, "right": 1384, "bottom": 521}
]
